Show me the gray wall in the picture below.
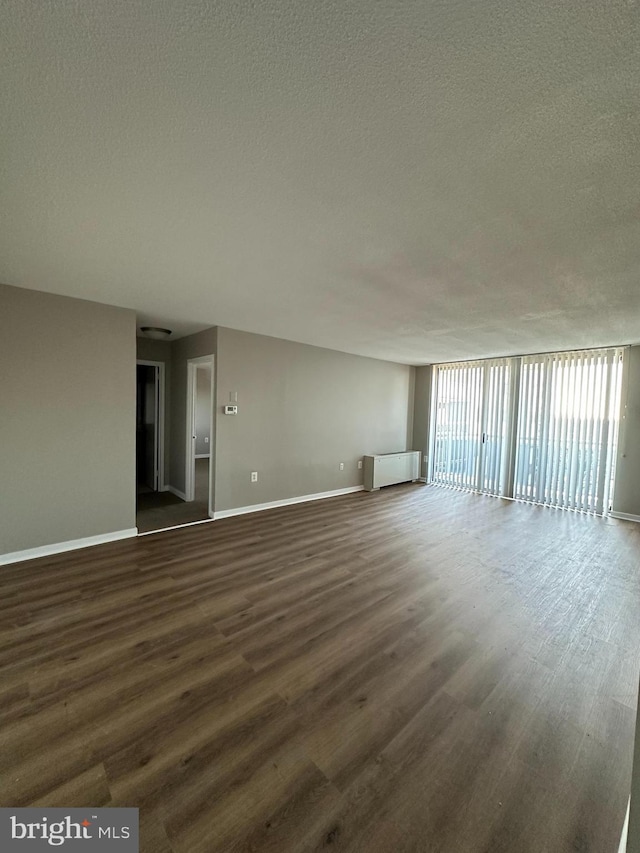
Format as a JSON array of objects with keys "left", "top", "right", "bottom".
[
  {"left": 169, "top": 327, "right": 217, "bottom": 493},
  {"left": 412, "top": 365, "right": 432, "bottom": 479},
  {"left": 214, "top": 327, "right": 413, "bottom": 512},
  {"left": 136, "top": 337, "right": 172, "bottom": 485},
  {"left": 195, "top": 366, "right": 212, "bottom": 455},
  {"left": 613, "top": 346, "right": 640, "bottom": 518},
  {"left": 0, "top": 284, "right": 136, "bottom": 555}
]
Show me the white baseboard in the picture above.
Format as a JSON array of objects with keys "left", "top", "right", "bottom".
[
  {"left": 167, "top": 485, "right": 187, "bottom": 501},
  {"left": 195, "top": 454, "right": 210, "bottom": 459},
  {"left": 137, "top": 517, "right": 216, "bottom": 537},
  {"left": 619, "top": 799, "right": 629, "bottom": 853},
  {"left": 159, "top": 484, "right": 170, "bottom": 492},
  {"left": 610, "top": 511, "right": 640, "bottom": 524},
  {"left": 0, "top": 528, "right": 138, "bottom": 566},
  {"left": 213, "top": 485, "right": 364, "bottom": 520}
]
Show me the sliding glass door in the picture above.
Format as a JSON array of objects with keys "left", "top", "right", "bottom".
[
  {"left": 479, "top": 360, "right": 512, "bottom": 496},
  {"left": 430, "top": 361, "right": 483, "bottom": 491},
  {"left": 429, "top": 359, "right": 511, "bottom": 496},
  {"left": 513, "top": 349, "right": 623, "bottom": 513},
  {"left": 429, "top": 347, "right": 624, "bottom": 514}
]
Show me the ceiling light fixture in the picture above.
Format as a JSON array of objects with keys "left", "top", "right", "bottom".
[{"left": 140, "top": 326, "right": 172, "bottom": 340}]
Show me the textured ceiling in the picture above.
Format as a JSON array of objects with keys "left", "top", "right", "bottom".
[{"left": 2, "top": 1, "right": 640, "bottom": 364}]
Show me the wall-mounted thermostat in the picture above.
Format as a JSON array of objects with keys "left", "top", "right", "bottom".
[{"left": 224, "top": 405, "right": 238, "bottom": 415}]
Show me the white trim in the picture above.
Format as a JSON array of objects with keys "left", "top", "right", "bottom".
[
  {"left": 137, "top": 517, "right": 215, "bottom": 537},
  {"left": 207, "top": 361, "right": 215, "bottom": 518},
  {"left": 0, "top": 528, "right": 138, "bottom": 566},
  {"left": 610, "top": 511, "right": 640, "bottom": 524},
  {"left": 185, "top": 362, "right": 196, "bottom": 502},
  {"left": 427, "top": 366, "right": 438, "bottom": 483},
  {"left": 213, "top": 486, "right": 365, "bottom": 520},
  {"left": 136, "top": 359, "right": 166, "bottom": 491},
  {"left": 618, "top": 799, "right": 629, "bottom": 853},
  {"left": 195, "top": 453, "right": 210, "bottom": 459},
  {"left": 185, "top": 355, "right": 215, "bottom": 508},
  {"left": 167, "top": 485, "right": 187, "bottom": 501}
]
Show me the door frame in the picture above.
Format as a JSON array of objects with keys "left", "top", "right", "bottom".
[
  {"left": 136, "top": 360, "right": 165, "bottom": 492},
  {"left": 185, "top": 355, "right": 215, "bottom": 515}
]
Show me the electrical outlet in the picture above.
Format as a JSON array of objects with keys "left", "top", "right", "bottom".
[
  {"left": 204, "top": 436, "right": 209, "bottom": 444},
  {"left": 251, "top": 471, "right": 258, "bottom": 482},
  {"left": 339, "top": 462, "right": 344, "bottom": 471},
  {"left": 357, "top": 460, "right": 363, "bottom": 469}
]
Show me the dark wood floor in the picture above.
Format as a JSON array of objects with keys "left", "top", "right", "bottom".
[{"left": 1, "top": 485, "right": 639, "bottom": 852}]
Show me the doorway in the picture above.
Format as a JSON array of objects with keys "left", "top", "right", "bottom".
[
  {"left": 135, "top": 354, "right": 216, "bottom": 534},
  {"left": 136, "top": 361, "right": 163, "bottom": 495},
  {"left": 185, "top": 355, "right": 215, "bottom": 517}
]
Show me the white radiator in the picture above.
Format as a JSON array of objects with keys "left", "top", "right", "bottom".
[{"left": 363, "top": 451, "right": 420, "bottom": 491}]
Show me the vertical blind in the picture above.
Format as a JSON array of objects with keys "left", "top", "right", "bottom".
[
  {"left": 513, "top": 348, "right": 623, "bottom": 513},
  {"left": 429, "top": 347, "right": 624, "bottom": 515},
  {"left": 481, "top": 360, "right": 512, "bottom": 496},
  {"left": 430, "top": 359, "right": 511, "bottom": 496},
  {"left": 430, "top": 360, "right": 483, "bottom": 491}
]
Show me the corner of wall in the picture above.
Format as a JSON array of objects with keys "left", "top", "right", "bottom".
[
  {"left": 612, "top": 346, "right": 640, "bottom": 517},
  {"left": 412, "top": 365, "right": 432, "bottom": 478},
  {"left": 407, "top": 366, "right": 417, "bottom": 450}
]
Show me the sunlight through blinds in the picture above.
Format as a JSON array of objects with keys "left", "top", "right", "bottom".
[
  {"left": 513, "top": 348, "right": 623, "bottom": 513},
  {"left": 430, "top": 359, "right": 511, "bottom": 495},
  {"left": 429, "top": 348, "right": 624, "bottom": 514}
]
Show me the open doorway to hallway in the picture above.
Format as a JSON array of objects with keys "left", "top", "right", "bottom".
[{"left": 136, "top": 353, "right": 215, "bottom": 534}]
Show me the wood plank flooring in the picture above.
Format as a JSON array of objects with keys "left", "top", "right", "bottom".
[{"left": 1, "top": 485, "right": 639, "bottom": 852}]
